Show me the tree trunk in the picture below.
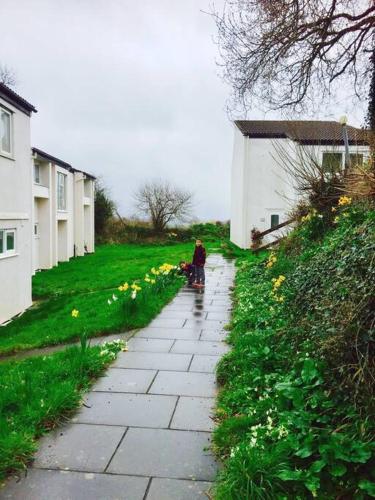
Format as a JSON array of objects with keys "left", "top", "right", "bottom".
[{"left": 366, "top": 46, "right": 375, "bottom": 172}]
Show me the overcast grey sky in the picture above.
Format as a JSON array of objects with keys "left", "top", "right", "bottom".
[{"left": 1, "top": 0, "right": 367, "bottom": 221}]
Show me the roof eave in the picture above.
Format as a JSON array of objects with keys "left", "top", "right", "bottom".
[
  {"left": 0, "top": 85, "right": 37, "bottom": 116},
  {"left": 32, "top": 147, "right": 96, "bottom": 180}
]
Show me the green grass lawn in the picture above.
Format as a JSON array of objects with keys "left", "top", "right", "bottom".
[
  {"left": 0, "top": 242, "right": 221, "bottom": 356},
  {"left": 32, "top": 242, "right": 199, "bottom": 298},
  {"left": 0, "top": 341, "right": 123, "bottom": 479}
]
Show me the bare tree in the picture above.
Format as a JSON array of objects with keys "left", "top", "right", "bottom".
[
  {"left": 134, "top": 180, "right": 193, "bottom": 233},
  {"left": 212, "top": 1, "right": 375, "bottom": 117},
  {"left": 0, "top": 64, "right": 17, "bottom": 88}
]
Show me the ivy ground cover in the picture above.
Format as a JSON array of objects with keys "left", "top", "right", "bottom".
[{"left": 214, "top": 202, "right": 374, "bottom": 499}]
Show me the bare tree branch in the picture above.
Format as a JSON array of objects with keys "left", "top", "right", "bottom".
[
  {"left": 211, "top": 0, "right": 375, "bottom": 115},
  {"left": 0, "top": 64, "right": 17, "bottom": 88},
  {"left": 134, "top": 180, "right": 194, "bottom": 233}
]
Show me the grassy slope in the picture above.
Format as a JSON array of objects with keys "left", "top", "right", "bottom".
[
  {"left": 0, "top": 342, "right": 123, "bottom": 479},
  {"left": 0, "top": 242, "right": 221, "bottom": 356},
  {"left": 214, "top": 204, "right": 375, "bottom": 499}
]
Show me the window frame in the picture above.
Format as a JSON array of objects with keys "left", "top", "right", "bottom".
[
  {"left": 57, "top": 171, "right": 67, "bottom": 211},
  {"left": 34, "top": 163, "right": 41, "bottom": 184},
  {"left": 0, "top": 106, "right": 13, "bottom": 157},
  {"left": 0, "top": 228, "right": 17, "bottom": 258},
  {"left": 349, "top": 153, "right": 364, "bottom": 167},
  {"left": 321, "top": 152, "right": 343, "bottom": 174}
]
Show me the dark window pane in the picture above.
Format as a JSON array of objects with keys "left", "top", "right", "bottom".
[
  {"left": 322, "top": 153, "right": 342, "bottom": 173},
  {"left": 271, "top": 214, "right": 279, "bottom": 228},
  {"left": 6, "top": 231, "right": 14, "bottom": 251},
  {"left": 349, "top": 154, "right": 363, "bottom": 166},
  {"left": 0, "top": 231, "right": 3, "bottom": 253}
]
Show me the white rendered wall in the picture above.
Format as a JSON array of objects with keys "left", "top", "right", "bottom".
[
  {"left": 74, "top": 171, "right": 85, "bottom": 257},
  {"left": 32, "top": 162, "right": 96, "bottom": 270},
  {"left": 230, "top": 131, "right": 370, "bottom": 249},
  {"left": 0, "top": 97, "right": 32, "bottom": 323},
  {"left": 84, "top": 179, "right": 95, "bottom": 253},
  {"left": 230, "top": 126, "right": 247, "bottom": 248}
]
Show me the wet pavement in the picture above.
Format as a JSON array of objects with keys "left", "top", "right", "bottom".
[{"left": 1, "top": 254, "right": 235, "bottom": 500}]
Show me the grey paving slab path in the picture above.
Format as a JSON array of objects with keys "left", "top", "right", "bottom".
[{"left": 1, "top": 254, "right": 235, "bottom": 500}]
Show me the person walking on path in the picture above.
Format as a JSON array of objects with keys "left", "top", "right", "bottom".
[{"left": 192, "top": 239, "right": 206, "bottom": 288}]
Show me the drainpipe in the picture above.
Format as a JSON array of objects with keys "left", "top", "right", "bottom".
[{"left": 339, "top": 115, "right": 351, "bottom": 176}]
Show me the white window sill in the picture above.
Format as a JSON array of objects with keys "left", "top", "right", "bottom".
[
  {"left": 0, "top": 252, "right": 19, "bottom": 260},
  {"left": 0, "top": 152, "right": 15, "bottom": 161}
]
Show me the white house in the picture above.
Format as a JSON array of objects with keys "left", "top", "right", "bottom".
[
  {"left": 0, "top": 81, "right": 96, "bottom": 324},
  {"left": 32, "top": 148, "right": 95, "bottom": 273},
  {"left": 0, "top": 83, "right": 37, "bottom": 323},
  {"left": 230, "top": 120, "right": 369, "bottom": 249}
]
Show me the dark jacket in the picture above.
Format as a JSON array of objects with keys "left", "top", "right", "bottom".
[{"left": 192, "top": 246, "right": 206, "bottom": 267}]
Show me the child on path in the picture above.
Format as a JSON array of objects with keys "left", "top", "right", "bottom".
[
  {"left": 192, "top": 239, "right": 206, "bottom": 288},
  {"left": 179, "top": 261, "right": 194, "bottom": 285}
]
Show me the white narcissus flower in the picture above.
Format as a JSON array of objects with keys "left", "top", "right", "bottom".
[
  {"left": 107, "top": 299, "right": 112, "bottom": 305},
  {"left": 112, "top": 294, "right": 118, "bottom": 301},
  {"left": 131, "top": 290, "right": 137, "bottom": 300}
]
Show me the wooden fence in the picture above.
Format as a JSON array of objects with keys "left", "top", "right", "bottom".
[{"left": 251, "top": 218, "right": 296, "bottom": 252}]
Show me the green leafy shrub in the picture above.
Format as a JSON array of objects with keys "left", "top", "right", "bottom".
[{"left": 214, "top": 201, "right": 375, "bottom": 499}]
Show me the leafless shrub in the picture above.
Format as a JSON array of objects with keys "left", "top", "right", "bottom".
[{"left": 272, "top": 139, "right": 345, "bottom": 213}]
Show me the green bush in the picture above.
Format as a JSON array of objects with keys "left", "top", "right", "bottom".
[{"left": 214, "top": 200, "right": 375, "bottom": 499}]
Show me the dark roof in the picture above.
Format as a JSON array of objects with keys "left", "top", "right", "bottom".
[
  {"left": 234, "top": 120, "right": 368, "bottom": 145},
  {"left": 32, "top": 147, "right": 96, "bottom": 180},
  {"left": 0, "top": 82, "right": 37, "bottom": 115}
]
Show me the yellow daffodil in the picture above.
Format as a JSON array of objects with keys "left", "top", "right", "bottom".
[
  {"left": 266, "top": 253, "right": 277, "bottom": 268},
  {"left": 338, "top": 195, "right": 352, "bottom": 206},
  {"left": 150, "top": 279, "right": 156, "bottom": 284},
  {"left": 71, "top": 309, "right": 79, "bottom": 318}
]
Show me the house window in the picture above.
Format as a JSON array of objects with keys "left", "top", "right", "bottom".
[
  {"left": 322, "top": 152, "right": 342, "bottom": 173},
  {"left": 34, "top": 164, "right": 41, "bottom": 184},
  {"left": 57, "top": 172, "right": 67, "bottom": 210},
  {"left": 270, "top": 214, "right": 280, "bottom": 228},
  {"left": 34, "top": 223, "right": 39, "bottom": 236},
  {"left": 0, "top": 228, "right": 16, "bottom": 256},
  {"left": 349, "top": 153, "right": 363, "bottom": 166},
  {"left": 0, "top": 107, "right": 12, "bottom": 155}
]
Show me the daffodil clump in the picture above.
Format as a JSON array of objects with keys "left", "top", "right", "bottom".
[
  {"left": 266, "top": 253, "right": 277, "bottom": 268},
  {"left": 271, "top": 274, "right": 286, "bottom": 302},
  {"left": 338, "top": 195, "right": 352, "bottom": 206},
  {"left": 71, "top": 307, "right": 128, "bottom": 358},
  {"left": 332, "top": 196, "right": 352, "bottom": 224},
  {"left": 99, "top": 338, "right": 128, "bottom": 359},
  {"left": 301, "top": 208, "right": 323, "bottom": 223},
  {"left": 108, "top": 262, "right": 179, "bottom": 308}
]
